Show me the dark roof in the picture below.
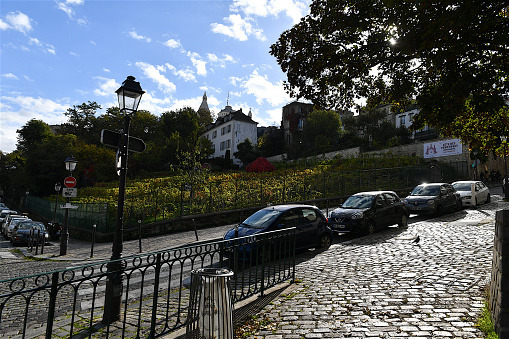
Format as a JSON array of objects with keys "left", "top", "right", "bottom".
[{"left": 204, "top": 109, "right": 257, "bottom": 132}]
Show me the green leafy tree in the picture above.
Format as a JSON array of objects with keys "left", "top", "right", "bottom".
[
  {"left": 270, "top": 1, "right": 509, "bottom": 153},
  {"left": 257, "top": 127, "right": 284, "bottom": 157},
  {"left": 302, "top": 109, "right": 342, "bottom": 154},
  {"left": 16, "top": 119, "right": 53, "bottom": 154},
  {"left": 234, "top": 139, "right": 259, "bottom": 166},
  {"left": 61, "top": 101, "right": 101, "bottom": 144}
]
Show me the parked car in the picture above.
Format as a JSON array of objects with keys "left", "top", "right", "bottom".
[
  {"left": 1, "top": 212, "right": 23, "bottom": 237},
  {"left": 11, "top": 220, "right": 48, "bottom": 245},
  {"left": 0, "top": 209, "right": 17, "bottom": 228},
  {"left": 404, "top": 183, "right": 462, "bottom": 215},
  {"left": 5, "top": 216, "right": 30, "bottom": 239},
  {"left": 452, "top": 180, "right": 490, "bottom": 207},
  {"left": 328, "top": 191, "right": 409, "bottom": 235},
  {"left": 223, "top": 204, "right": 333, "bottom": 261}
]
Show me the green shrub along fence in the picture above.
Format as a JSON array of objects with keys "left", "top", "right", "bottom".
[{"left": 27, "top": 162, "right": 467, "bottom": 235}]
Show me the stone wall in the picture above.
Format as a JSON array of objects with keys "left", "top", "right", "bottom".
[{"left": 490, "top": 209, "right": 509, "bottom": 339}]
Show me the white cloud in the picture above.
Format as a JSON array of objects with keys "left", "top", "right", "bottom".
[
  {"left": 103, "top": 68, "right": 111, "bottom": 73},
  {"left": 93, "top": 77, "right": 120, "bottom": 97},
  {"left": 163, "top": 39, "right": 181, "bottom": 49},
  {"left": 242, "top": 70, "right": 290, "bottom": 106},
  {"left": 0, "top": 11, "right": 33, "bottom": 34},
  {"left": 187, "top": 52, "right": 208, "bottom": 76},
  {"left": 129, "top": 30, "right": 151, "bottom": 43},
  {"left": 70, "top": 51, "right": 79, "bottom": 56},
  {"left": 210, "top": 14, "right": 265, "bottom": 42},
  {"left": 0, "top": 95, "right": 70, "bottom": 152},
  {"left": 135, "top": 62, "right": 176, "bottom": 93},
  {"left": 2, "top": 73, "right": 19, "bottom": 80},
  {"left": 56, "top": 0, "right": 85, "bottom": 23},
  {"left": 231, "top": 0, "right": 308, "bottom": 24}
]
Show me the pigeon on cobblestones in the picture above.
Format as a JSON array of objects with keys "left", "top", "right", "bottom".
[{"left": 413, "top": 235, "right": 420, "bottom": 244}]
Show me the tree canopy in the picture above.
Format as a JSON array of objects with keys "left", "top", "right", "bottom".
[{"left": 270, "top": 1, "right": 509, "bottom": 153}]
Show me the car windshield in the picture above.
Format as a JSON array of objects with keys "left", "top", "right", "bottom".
[
  {"left": 242, "top": 209, "right": 282, "bottom": 229},
  {"left": 341, "top": 195, "right": 374, "bottom": 209},
  {"left": 18, "top": 222, "right": 45, "bottom": 231},
  {"left": 452, "top": 183, "right": 473, "bottom": 191},
  {"left": 411, "top": 185, "right": 440, "bottom": 196}
]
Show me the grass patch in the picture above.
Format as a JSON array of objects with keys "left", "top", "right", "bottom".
[
  {"left": 476, "top": 302, "right": 499, "bottom": 339},
  {"left": 235, "top": 315, "right": 275, "bottom": 338}
]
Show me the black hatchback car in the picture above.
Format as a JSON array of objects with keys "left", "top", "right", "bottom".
[
  {"left": 328, "top": 191, "right": 409, "bottom": 235},
  {"left": 223, "top": 204, "right": 333, "bottom": 261},
  {"left": 403, "top": 183, "right": 462, "bottom": 216}
]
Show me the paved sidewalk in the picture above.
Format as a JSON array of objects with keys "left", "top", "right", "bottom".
[{"left": 243, "top": 204, "right": 502, "bottom": 338}]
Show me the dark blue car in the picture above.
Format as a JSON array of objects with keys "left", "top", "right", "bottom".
[
  {"left": 223, "top": 204, "right": 333, "bottom": 261},
  {"left": 11, "top": 220, "right": 48, "bottom": 245},
  {"left": 328, "top": 191, "right": 408, "bottom": 235}
]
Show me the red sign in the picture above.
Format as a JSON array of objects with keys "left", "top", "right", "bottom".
[{"left": 64, "top": 176, "right": 77, "bottom": 188}]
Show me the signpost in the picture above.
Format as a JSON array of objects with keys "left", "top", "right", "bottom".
[
  {"left": 101, "top": 129, "right": 146, "bottom": 153},
  {"left": 64, "top": 176, "right": 77, "bottom": 188}
]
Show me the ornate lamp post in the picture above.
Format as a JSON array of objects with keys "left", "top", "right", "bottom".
[
  {"left": 103, "top": 76, "right": 144, "bottom": 324},
  {"left": 502, "top": 136, "right": 509, "bottom": 200},
  {"left": 53, "top": 182, "right": 61, "bottom": 222},
  {"left": 60, "top": 154, "right": 77, "bottom": 256}
]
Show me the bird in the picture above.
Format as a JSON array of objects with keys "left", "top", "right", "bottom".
[{"left": 413, "top": 235, "right": 420, "bottom": 244}]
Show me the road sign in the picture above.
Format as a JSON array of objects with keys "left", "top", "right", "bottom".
[
  {"left": 62, "top": 187, "right": 77, "bottom": 198},
  {"left": 64, "top": 176, "right": 77, "bottom": 188},
  {"left": 100, "top": 129, "right": 146, "bottom": 153},
  {"left": 60, "top": 202, "right": 78, "bottom": 209}
]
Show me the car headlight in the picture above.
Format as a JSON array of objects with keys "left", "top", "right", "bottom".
[
  {"left": 351, "top": 212, "right": 364, "bottom": 220},
  {"left": 427, "top": 200, "right": 435, "bottom": 205}
]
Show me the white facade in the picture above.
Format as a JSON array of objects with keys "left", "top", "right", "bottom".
[{"left": 202, "top": 109, "right": 257, "bottom": 166}]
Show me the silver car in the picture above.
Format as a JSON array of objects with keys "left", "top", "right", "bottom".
[{"left": 452, "top": 181, "right": 490, "bottom": 207}]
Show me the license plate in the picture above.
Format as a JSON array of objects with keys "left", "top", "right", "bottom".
[{"left": 334, "top": 224, "right": 346, "bottom": 229}]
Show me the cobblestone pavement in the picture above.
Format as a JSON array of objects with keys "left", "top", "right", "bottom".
[
  {"left": 0, "top": 187, "right": 506, "bottom": 338},
  {"left": 247, "top": 197, "right": 506, "bottom": 338}
]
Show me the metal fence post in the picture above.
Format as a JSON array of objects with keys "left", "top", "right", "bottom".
[
  {"left": 91, "top": 224, "right": 96, "bottom": 258},
  {"left": 45, "top": 272, "right": 60, "bottom": 339}
]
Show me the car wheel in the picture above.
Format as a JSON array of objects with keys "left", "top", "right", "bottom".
[
  {"left": 365, "top": 221, "right": 376, "bottom": 235},
  {"left": 435, "top": 205, "right": 443, "bottom": 217},
  {"left": 398, "top": 214, "right": 408, "bottom": 228},
  {"left": 456, "top": 200, "right": 462, "bottom": 211},
  {"left": 486, "top": 194, "right": 491, "bottom": 203},
  {"left": 318, "top": 233, "right": 332, "bottom": 248}
]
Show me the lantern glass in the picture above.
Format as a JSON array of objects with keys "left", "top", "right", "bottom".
[
  {"left": 115, "top": 76, "right": 144, "bottom": 113},
  {"left": 64, "top": 155, "right": 78, "bottom": 172}
]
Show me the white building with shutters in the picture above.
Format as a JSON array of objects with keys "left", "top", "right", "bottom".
[{"left": 201, "top": 104, "right": 258, "bottom": 166}]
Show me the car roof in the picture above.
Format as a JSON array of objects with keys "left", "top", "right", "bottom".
[
  {"left": 452, "top": 181, "right": 482, "bottom": 184},
  {"left": 261, "top": 204, "right": 318, "bottom": 211},
  {"left": 416, "top": 183, "right": 448, "bottom": 186},
  {"left": 352, "top": 191, "right": 398, "bottom": 196}
]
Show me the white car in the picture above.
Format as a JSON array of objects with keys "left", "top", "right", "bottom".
[{"left": 452, "top": 181, "right": 490, "bottom": 207}]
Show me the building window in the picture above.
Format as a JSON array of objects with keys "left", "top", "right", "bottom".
[
  {"left": 220, "top": 141, "right": 224, "bottom": 151},
  {"left": 298, "top": 118, "right": 304, "bottom": 131},
  {"left": 409, "top": 113, "right": 414, "bottom": 122},
  {"left": 226, "top": 139, "right": 230, "bottom": 149},
  {"left": 227, "top": 124, "right": 231, "bottom": 133},
  {"left": 400, "top": 115, "right": 406, "bottom": 126},
  {"left": 221, "top": 127, "right": 225, "bottom": 135},
  {"left": 212, "top": 131, "right": 217, "bottom": 139}
]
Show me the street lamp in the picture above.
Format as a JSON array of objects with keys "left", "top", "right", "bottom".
[
  {"left": 473, "top": 150, "right": 478, "bottom": 180},
  {"left": 25, "top": 189, "right": 29, "bottom": 209},
  {"left": 53, "top": 182, "right": 61, "bottom": 222},
  {"left": 103, "top": 76, "right": 144, "bottom": 324},
  {"left": 60, "top": 154, "right": 77, "bottom": 256},
  {"left": 501, "top": 136, "right": 509, "bottom": 200}
]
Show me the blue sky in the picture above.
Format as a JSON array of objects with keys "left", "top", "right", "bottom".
[{"left": 0, "top": 0, "right": 312, "bottom": 153}]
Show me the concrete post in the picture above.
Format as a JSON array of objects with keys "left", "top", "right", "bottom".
[{"left": 490, "top": 209, "right": 509, "bottom": 338}]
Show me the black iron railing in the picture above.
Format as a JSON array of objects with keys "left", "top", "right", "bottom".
[{"left": 0, "top": 228, "right": 296, "bottom": 338}]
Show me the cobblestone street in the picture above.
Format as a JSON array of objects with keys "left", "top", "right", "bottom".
[
  {"left": 0, "top": 189, "right": 506, "bottom": 338},
  {"left": 247, "top": 199, "right": 503, "bottom": 338}
]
